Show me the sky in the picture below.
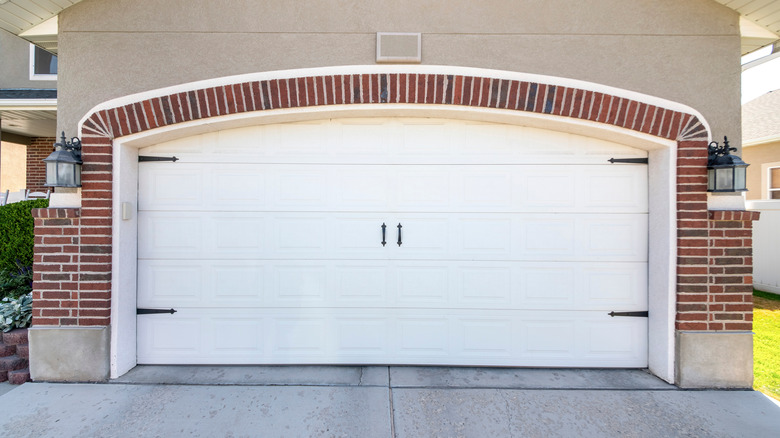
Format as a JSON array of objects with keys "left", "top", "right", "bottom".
[{"left": 741, "top": 52, "right": 780, "bottom": 104}]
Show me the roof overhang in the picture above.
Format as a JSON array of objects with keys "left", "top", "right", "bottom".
[
  {"left": 1, "top": 1, "right": 780, "bottom": 56},
  {"left": 0, "top": 0, "right": 83, "bottom": 54},
  {"left": 0, "top": 98, "right": 57, "bottom": 137}
]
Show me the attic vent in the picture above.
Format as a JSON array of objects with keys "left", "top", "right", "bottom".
[{"left": 376, "top": 32, "right": 421, "bottom": 63}]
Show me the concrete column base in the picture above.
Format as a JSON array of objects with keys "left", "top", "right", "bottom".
[
  {"left": 29, "top": 326, "right": 110, "bottom": 382},
  {"left": 676, "top": 331, "right": 753, "bottom": 388}
]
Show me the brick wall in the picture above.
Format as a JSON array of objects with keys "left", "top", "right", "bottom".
[
  {"left": 31, "top": 208, "right": 80, "bottom": 326},
  {"left": 676, "top": 209, "right": 759, "bottom": 330},
  {"left": 26, "top": 137, "right": 54, "bottom": 192},
  {"left": 707, "top": 210, "right": 759, "bottom": 330},
  {"left": 31, "top": 207, "right": 111, "bottom": 327}
]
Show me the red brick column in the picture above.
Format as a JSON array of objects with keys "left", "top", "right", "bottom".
[
  {"left": 674, "top": 140, "right": 710, "bottom": 330},
  {"left": 31, "top": 208, "right": 81, "bottom": 326},
  {"left": 26, "top": 137, "right": 54, "bottom": 192},
  {"left": 706, "top": 210, "right": 760, "bottom": 330}
]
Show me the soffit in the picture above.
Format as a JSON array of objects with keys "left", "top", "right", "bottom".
[
  {"left": 0, "top": 87, "right": 57, "bottom": 137},
  {"left": 0, "top": 1, "right": 778, "bottom": 55},
  {"left": 0, "top": 0, "right": 82, "bottom": 54},
  {"left": 714, "top": 0, "right": 780, "bottom": 54},
  {"left": 0, "top": 109, "right": 56, "bottom": 137}
]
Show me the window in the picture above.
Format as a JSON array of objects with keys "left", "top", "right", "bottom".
[
  {"left": 29, "top": 45, "right": 57, "bottom": 80},
  {"left": 769, "top": 167, "right": 780, "bottom": 199}
]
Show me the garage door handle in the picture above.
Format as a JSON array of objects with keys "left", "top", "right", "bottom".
[
  {"left": 381, "top": 223, "right": 387, "bottom": 247},
  {"left": 397, "top": 223, "right": 403, "bottom": 246}
]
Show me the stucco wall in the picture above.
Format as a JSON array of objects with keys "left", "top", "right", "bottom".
[
  {"left": 743, "top": 141, "right": 780, "bottom": 200},
  {"left": 57, "top": 0, "right": 741, "bottom": 143},
  {"left": 0, "top": 141, "right": 27, "bottom": 192},
  {"left": 0, "top": 30, "right": 58, "bottom": 89}
]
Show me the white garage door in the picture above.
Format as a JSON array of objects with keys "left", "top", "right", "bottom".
[{"left": 137, "top": 119, "right": 648, "bottom": 367}]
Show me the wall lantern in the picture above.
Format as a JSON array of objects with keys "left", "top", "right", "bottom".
[
  {"left": 43, "top": 132, "right": 82, "bottom": 188},
  {"left": 707, "top": 136, "right": 748, "bottom": 193}
]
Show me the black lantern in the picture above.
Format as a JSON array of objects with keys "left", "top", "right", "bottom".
[
  {"left": 44, "top": 132, "right": 82, "bottom": 188},
  {"left": 707, "top": 136, "right": 748, "bottom": 193}
]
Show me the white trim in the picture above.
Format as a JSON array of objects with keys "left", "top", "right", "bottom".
[
  {"left": 743, "top": 134, "right": 780, "bottom": 147},
  {"left": 742, "top": 45, "right": 780, "bottom": 71},
  {"left": 0, "top": 99, "right": 57, "bottom": 110},
  {"left": 108, "top": 102, "right": 678, "bottom": 383},
  {"left": 79, "top": 65, "right": 711, "bottom": 142},
  {"left": 28, "top": 44, "right": 57, "bottom": 81}
]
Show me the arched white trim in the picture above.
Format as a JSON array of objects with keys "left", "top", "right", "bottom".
[{"left": 109, "top": 103, "right": 677, "bottom": 382}]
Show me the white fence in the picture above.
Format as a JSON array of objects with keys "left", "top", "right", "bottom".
[
  {"left": 0, "top": 189, "right": 50, "bottom": 206},
  {"left": 748, "top": 200, "right": 780, "bottom": 294}
]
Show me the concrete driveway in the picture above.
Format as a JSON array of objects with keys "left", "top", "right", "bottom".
[{"left": 1, "top": 367, "right": 779, "bottom": 437}]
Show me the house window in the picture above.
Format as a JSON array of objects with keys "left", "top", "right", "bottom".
[
  {"left": 29, "top": 45, "right": 57, "bottom": 80},
  {"left": 769, "top": 167, "right": 780, "bottom": 199}
]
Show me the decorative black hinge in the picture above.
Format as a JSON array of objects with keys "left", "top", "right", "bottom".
[
  {"left": 139, "top": 156, "right": 179, "bottom": 162},
  {"left": 608, "top": 310, "right": 649, "bottom": 317},
  {"left": 137, "top": 308, "right": 177, "bottom": 315},
  {"left": 608, "top": 158, "right": 648, "bottom": 164}
]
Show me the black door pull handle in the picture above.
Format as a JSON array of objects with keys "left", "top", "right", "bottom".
[
  {"left": 397, "top": 223, "right": 403, "bottom": 246},
  {"left": 381, "top": 223, "right": 387, "bottom": 247}
]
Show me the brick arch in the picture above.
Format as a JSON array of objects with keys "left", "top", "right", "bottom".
[
  {"left": 79, "top": 73, "right": 709, "bottom": 142},
  {"left": 34, "top": 71, "right": 754, "bottom": 372}
]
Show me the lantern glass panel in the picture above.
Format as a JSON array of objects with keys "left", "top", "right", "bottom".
[
  {"left": 734, "top": 166, "right": 746, "bottom": 191},
  {"left": 708, "top": 168, "right": 716, "bottom": 191},
  {"left": 74, "top": 163, "right": 81, "bottom": 186},
  {"left": 46, "top": 162, "right": 58, "bottom": 186},
  {"left": 715, "top": 167, "right": 733, "bottom": 191},
  {"left": 58, "top": 162, "right": 75, "bottom": 186}
]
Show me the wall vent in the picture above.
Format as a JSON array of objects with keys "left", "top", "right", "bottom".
[{"left": 376, "top": 32, "right": 421, "bottom": 63}]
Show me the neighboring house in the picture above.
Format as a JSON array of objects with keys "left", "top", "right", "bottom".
[
  {"left": 743, "top": 90, "right": 780, "bottom": 200},
  {"left": 1, "top": 0, "right": 778, "bottom": 389},
  {"left": 0, "top": 29, "right": 57, "bottom": 195},
  {"left": 743, "top": 90, "right": 780, "bottom": 293}
]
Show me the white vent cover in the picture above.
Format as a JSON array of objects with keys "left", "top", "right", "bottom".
[{"left": 376, "top": 32, "right": 421, "bottom": 63}]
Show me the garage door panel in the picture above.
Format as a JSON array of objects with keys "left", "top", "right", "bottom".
[
  {"left": 579, "top": 216, "right": 648, "bottom": 260},
  {"left": 138, "top": 214, "right": 203, "bottom": 259},
  {"left": 137, "top": 309, "right": 646, "bottom": 366},
  {"left": 141, "top": 212, "right": 646, "bottom": 261},
  {"left": 139, "top": 260, "right": 644, "bottom": 310},
  {"left": 139, "top": 163, "right": 646, "bottom": 214},
  {"left": 273, "top": 265, "right": 328, "bottom": 304},
  {"left": 456, "top": 265, "right": 513, "bottom": 306},
  {"left": 455, "top": 217, "right": 513, "bottom": 257},
  {"left": 137, "top": 262, "right": 204, "bottom": 307},
  {"left": 140, "top": 119, "right": 647, "bottom": 166},
  {"left": 586, "top": 168, "right": 648, "bottom": 210},
  {"left": 334, "top": 265, "right": 389, "bottom": 304}
]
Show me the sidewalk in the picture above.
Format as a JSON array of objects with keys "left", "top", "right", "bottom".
[{"left": 1, "top": 367, "right": 778, "bottom": 437}]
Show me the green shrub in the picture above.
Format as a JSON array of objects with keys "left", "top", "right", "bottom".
[
  {"left": 0, "top": 199, "right": 48, "bottom": 273},
  {"left": 0, "top": 292, "right": 32, "bottom": 332},
  {"left": 0, "top": 264, "right": 33, "bottom": 300}
]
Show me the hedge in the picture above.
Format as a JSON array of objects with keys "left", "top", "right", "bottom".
[{"left": 0, "top": 199, "right": 49, "bottom": 272}]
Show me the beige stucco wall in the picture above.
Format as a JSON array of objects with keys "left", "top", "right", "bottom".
[
  {"left": 743, "top": 141, "right": 780, "bottom": 200},
  {"left": 0, "top": 141, "right": 27, "bottom": 192},
  {"left": 58, "top": 0, "right": 741, "bottom": 145},
  {"left": 0, "top": 30, "right": 58, "bottom": 89}
]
